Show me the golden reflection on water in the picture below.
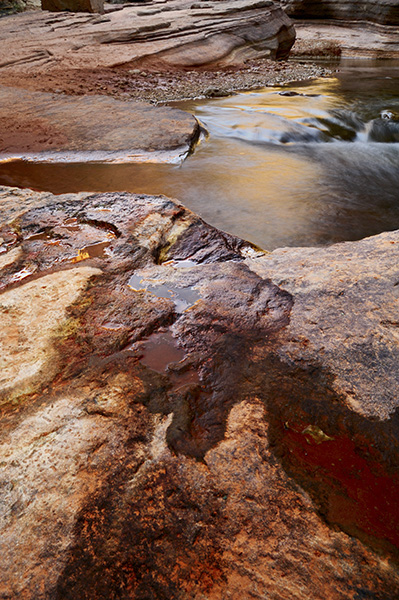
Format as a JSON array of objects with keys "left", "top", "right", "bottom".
[
  {"left": 1, "top": 72, "right": 399, "bottom": 250},
  {"left": 178, "top": 78, "right": 341, "bottom": 120},
  {"left": 0, "top": 137, "right": 322, "bottom": 250}
]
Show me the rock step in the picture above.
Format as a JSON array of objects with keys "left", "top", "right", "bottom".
[
  {"left": 0, "top": 0, "right": 295, "bottom": 73},
  {"left": 0, "top": 85, "right": 200, "bottom": 161}
]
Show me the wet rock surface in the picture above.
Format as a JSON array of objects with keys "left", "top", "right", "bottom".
[
  {"left": 0, "top": 85, "right": 200, "bottom": 162},
  {"left": 1, "top": 185, "right": 399, "bottom": 598}
]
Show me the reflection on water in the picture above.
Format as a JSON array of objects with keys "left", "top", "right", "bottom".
[
  {"left": 1, "top": 59, "right": 399, "bottom": 250},
  {"left": 128, "top": 273, "right": 200, "bottom": 313}
]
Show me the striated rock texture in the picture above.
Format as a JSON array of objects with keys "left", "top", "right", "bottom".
[
  {"left": 41, "top": 0, "right": 104, "bottom": 14},
  {"left": 0, "top": 85, "right": 200, "bottom": 162},
  {"left": 280, "top": 0, "right": 399, "bottom": 25},
  {"left": 292, "top": 21, "right": 399, "bottom": 58},
  {"left": 0, "top": 0, "right": 295, "bottom": 76},
  {"left": 1, "top": 185, "right": 399, "bottom": 599}
]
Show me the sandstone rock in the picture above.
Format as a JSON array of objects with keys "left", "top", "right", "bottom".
[
  {"left": 280, "top": 0, "right": 399, "bottom": 58},
  {"left": 281, "top": 0, "right": 399, "bottom": 25},
  {"left": 292, "top": 21, "right": 399, "bottom": 58},
  {"left": 246, "top": 232, "right": 399, "bottom": 420},
  {"left": 41, "top": 0, "right": 104, "bottom": 13},
  {"left": 1, "top": 185, "right": 399, "bottom": 598},
  {"left": 0, "top": 85, "right": 200, "bottom": 162},
  {"left": 0, "top": 266, "right": 102, "bottom": 401},
  {"left": 0, "top": 0, "right": 295, "bottom": 76}
]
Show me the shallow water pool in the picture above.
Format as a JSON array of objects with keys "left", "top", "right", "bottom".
[{"left": 1, "top": 59, "right": 399, "bottom": 250}]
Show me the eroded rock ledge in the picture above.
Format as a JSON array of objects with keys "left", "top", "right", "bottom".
[
  {"left": 281, "top": 0, "right": 399, "bottom": 58},
  {"left": 1, "top": 185, "right": 399, "bottom": 599},
  {"left": 0, "top": 0, "right": 295, "bottom": 77},
  {"left": 0, "top": 85, "right": 200, "bottom": 162}
]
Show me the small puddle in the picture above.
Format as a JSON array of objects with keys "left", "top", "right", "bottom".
[
  {"left": 138, "top": 329, "right": 200, "bottom": 385},
  {"left": 71, "top": 241, "right": 112, "bottom": 263},
  {"left": 162, "top": 259, "right": 198, "bottom": 269},
  {"left": 128, "top": 273, "right": 200, "bottom": 313},
  {"left": 26, "top": 230, "right": 53, "bottom": 241},
  {"left": 22, "top": 219, "right": 116, "bottom": 264},
  {"left": 139, "top": 331, "right": 185, "bottom": 373}
]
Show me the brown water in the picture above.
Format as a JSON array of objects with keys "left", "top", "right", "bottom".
[
  {"left": 1, "top": 59, "right": 399, "bottom": 250},
  {"left": 138, "top": 330, "right": 185, "bottom": 373}
]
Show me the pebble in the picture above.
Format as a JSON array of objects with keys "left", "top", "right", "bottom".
[{"left": 116, "top": 62, "right": 333, "bottom": 102}]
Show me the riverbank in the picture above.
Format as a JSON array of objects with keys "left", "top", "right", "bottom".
[
  {"left": 0, "top": 59, "right": 332, "bottom": 103},
  {"left": 0, "top": 1, "right": 335, "bottom": 104}
]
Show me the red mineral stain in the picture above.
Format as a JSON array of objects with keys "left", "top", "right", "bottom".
[{"left": 282, "top": 420, "right": 399, "bottom": 552}]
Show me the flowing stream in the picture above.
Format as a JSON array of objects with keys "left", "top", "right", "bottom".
[{"left": 1, "top": 59, "right": 399, "bottom": 250}]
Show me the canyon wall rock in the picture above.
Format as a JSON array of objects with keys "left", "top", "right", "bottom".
[
  {"left": 1, "top": 185, "right": 399, "bottom": 598},
  {"left": 280, "top": 0, "right": 399, "bottom": 58},
  {"left": 0, "top": 0, "right": 295, "bottom": 77},
  {"left": 281, "top": 0, "right": 399, "bottom": 25},
  {"left": 292, "top": 20, "right": 399, "bottom": 58}
]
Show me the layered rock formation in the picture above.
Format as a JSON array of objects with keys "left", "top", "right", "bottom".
[
  {"left": 281, "top": 0, "right": 399, "bottom": 25},
  {"left": 292, "top": 20, "right": 399, "bottom": 58},
  {"left": 280, "top": 0, "right": 399, "bottom": 58},
  {"left": 1, "top": 185, "right": 399, "bottom": 599},
  {"left": 0, "top": 0, "right": 295, "bottom": 76}
]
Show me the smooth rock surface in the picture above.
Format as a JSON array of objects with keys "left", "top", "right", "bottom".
[
  {"left": 0, "top": 0, "right": 295, "bottom": 76},
  {"left": 1, "top": 185, "right": 399, "bottom": 598},
  {"left": 247, "top": 233, "right": 399, "bottom": 419},
  {"left": 0, "top": 85, "right": 200, "bottom": 162}
]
